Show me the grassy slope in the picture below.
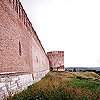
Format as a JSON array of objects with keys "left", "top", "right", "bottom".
[{"left": 8, "top": 72, "right": 100, "bottom": 100}]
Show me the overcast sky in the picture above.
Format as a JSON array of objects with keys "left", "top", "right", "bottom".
[{"left": 21, "top": 0, "right": 100, "bottom": 67}]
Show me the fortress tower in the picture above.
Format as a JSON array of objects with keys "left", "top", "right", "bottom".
[{"left": 47, "top": 51, "right": 64, "bottom": 71}]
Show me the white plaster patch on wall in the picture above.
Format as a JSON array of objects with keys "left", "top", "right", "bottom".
[
  {"left": 33, "top": 70, "right": 49, "bottom": 82},
  {"left": 0, "top": 74, "right": 34, "bottom": 100}
]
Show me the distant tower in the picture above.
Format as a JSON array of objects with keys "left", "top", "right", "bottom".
[{"left": 47, "top": 51, "right": 64, "bottom": 71}]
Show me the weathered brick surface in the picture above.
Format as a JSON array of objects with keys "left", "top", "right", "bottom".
[
  {"left": 0, "top": 0, "right": 31, "bottom": 73},
  {"left": 47, "top": 51, "right": 64, "bottom": 70},
  {"left": 0, "top": 0, "right": 49, "bottom": 99},
  {"left": 0, "top": 0, "right": 49, "bottom": 73}
]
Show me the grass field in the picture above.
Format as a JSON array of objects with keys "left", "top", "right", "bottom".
[{"left": 8, "top": 71, "right": 100, "bottom": 100}]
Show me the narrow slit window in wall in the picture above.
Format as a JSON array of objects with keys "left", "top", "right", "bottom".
[{"left": 19, "top": 41, "right": 21, "bottom": 56}]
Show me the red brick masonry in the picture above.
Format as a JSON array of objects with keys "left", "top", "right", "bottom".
[
  {"left": 0, "top": 0, "right": 49, "bottom": 74},
  {"left": 47, "top": 51, "right": 64, "bottom": 71},
  {"left": 0, "top": 0, "right": 64, "bottom": 99}
]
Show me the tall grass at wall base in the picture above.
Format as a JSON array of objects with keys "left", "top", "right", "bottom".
[{"left": 8, "top": 72, "right": 100, "bottom": 100}]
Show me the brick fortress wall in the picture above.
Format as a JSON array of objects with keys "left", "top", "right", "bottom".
[
  {"left": 0, "top": 0, "right": 49, "bottom": 99},
  {"left": 47, "top": 51, "right": 64, "bottom": 71}
]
